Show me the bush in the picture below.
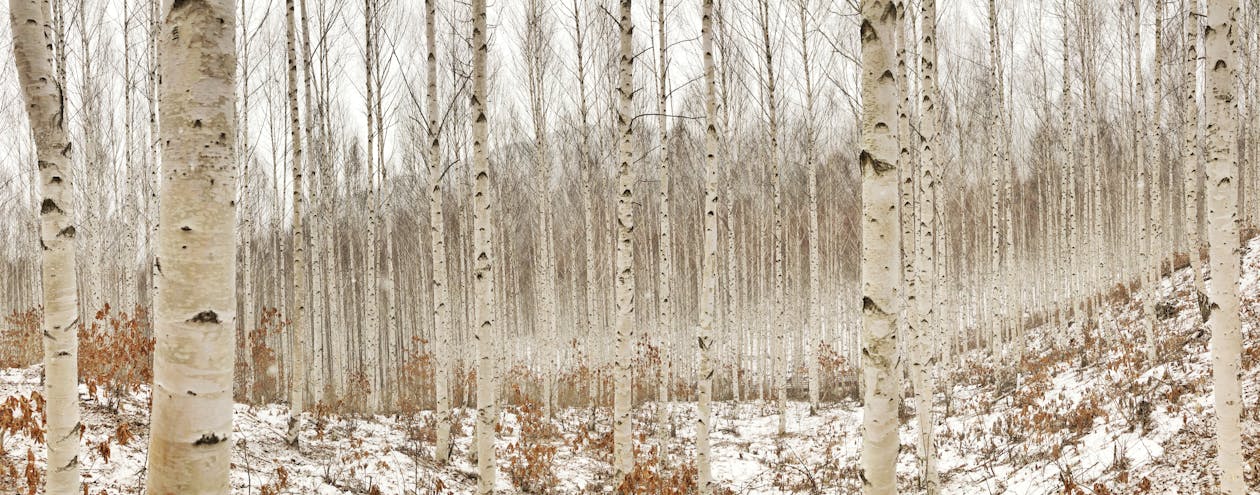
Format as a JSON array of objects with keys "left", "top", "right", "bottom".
[
  {"left": 79, "top": 304, "right": 154, "bottom": 409},
  {"left": 0, "top": 308, "right": 42, "bottom": 369}
]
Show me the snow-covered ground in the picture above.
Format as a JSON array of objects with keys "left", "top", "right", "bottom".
[{"left": 2, "top": 241, "right": 1259, "bottom": 494}]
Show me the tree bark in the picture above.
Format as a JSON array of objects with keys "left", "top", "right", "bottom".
[
  {"left": 612, "top": 0, "right": 637, "bottom": 484},
  {"left": 145, "top": 0, "right": 238, "bottom": 492},
  {"left": 859, "top": 0, "right": 902, "bottom": 492},
  {"left": 697, "top": 0, "right": 717, "bottom": 491},
  {"left": 284, "top": 0, "right": 308, "bottom": 447},
  {"left": 1203, "top": 0, "right": 1244, "bottom": 492},
  {"left": 9, "top": 0, "right": 81, "bottom": 491},
  {"left": 913, "top": 0, "right": 941, "bottom": 490},
  {"left": 470, "top": 0, "right": 497, "bottom": 490}
]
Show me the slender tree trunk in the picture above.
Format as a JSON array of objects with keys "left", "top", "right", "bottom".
[
  {"left": 612, "top": 0, "right": 637, "bottom": 484},
  {"left": 859, "top": 0, "right": 902, "bottom": 492},
  {"left": 1183, "top": 0, "right": 1206, "bottom": 307},
  {"left": 284, "top": 0, "right": 308, "bottom": 447},
  {"left": 10, "top": 0, "right": 81, "bottom": 491},
  {"left": 796, "top": 0, "right": 822, "bottom": 418},
  {"left": 426, "top": 0, "right": 453, "bottom": 464},
  {"left": 363, "top": 0, "right": 382, "bottom": 413},
  {"left": 754, "top": 0, "right": 787, "bottom": 436},
  {"left": 1203, "top": 1, "right": 1244, "bottom": 492},
  {"left": 655, "top": 0, "right": 673, "bottom": 439},
  {"left": 913, "top": 0, "right": 940, "bottom": 490},
  {"left": 470, "top": 0, "right": 497, "bottom": 490},
  {"left": 697, "top": 0, "right": 717, "bottom": 491},
  {"left": 145, "top": 0, "right": 237, "bottom": 492}
]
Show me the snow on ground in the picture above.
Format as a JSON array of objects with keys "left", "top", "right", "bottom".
[{"left": 2, "top": 241, "right": 1260, "bottom": 494}]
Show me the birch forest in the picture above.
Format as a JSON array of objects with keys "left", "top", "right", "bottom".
[{"left": 2, "top": 0, "right": 1260, "bottom": 493}]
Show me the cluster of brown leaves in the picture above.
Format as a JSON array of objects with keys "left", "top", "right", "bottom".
[
  {"left": 0, "top": 308, "right": 41, "bottom": 369},
  {"left": 79, "top": 304, "right": 154, "bottom": 409},
  {"left": 0, "top": 392, "right": 45, "bottom": 495},
  {"left": 505, "top": 391, "right": 559, "bottom": 493}
]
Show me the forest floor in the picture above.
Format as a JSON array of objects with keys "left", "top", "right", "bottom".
[{"left": 2, "top": 241, "right": 1259, "bottom": 494}]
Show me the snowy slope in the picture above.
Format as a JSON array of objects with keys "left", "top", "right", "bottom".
[{"left": 1, "top": 241, "right": 1258, "bottom": 494}]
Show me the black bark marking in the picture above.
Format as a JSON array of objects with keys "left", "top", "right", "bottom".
[
  {"left": 57, "top": 226, "right": 75, "bottom": 238},
  {"left": 193, "top": 433, "right": 224, "bottom": 446},
  {"left": 41, "top": 199, "right": 61, "bottom": 214},
  {"left": 181, "top": 226, "right": 192, "bottom": 231},
  {"left": 189, "top": 310, "right": 220, "bottom": 324}
]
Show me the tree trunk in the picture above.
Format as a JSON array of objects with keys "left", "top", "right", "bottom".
[
  {"left": 9, "top": 0, "right": 81, "bottom": 491},
  {"left": 284, "top": 0, "right": 308, "bottom": 447},
  {"left": 697, "top": 0, "right": 717, "bottom": 491},
  {"left": 1203, "top": 1, "right": 1244, "bottom": 492},
  {"left": 612, "top": 0, "right": 637, "bottom": 484},
  {"left": 913, "top": 0, "right": 940, "bottom": 490},
  {"left": 859, "top": 0, "right": 902, "bottom": 492},
  {"left": 145, "top": 0, "right": 238, "bottom": 492},
  {"left": 1183, "top": 0, "right": 1206, "bottom": 306},
  {"left": 470, "top": 0, "right": 497, "bottom": 490}
]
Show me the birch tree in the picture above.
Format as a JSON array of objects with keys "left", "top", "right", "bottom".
[
  {"left": 754, "top": 0, "right": 787, "bottom": 435},
  {"left": 1182, "top": 0, "right": 1206, "bottom": 308},
  {"left": 1202, "top": 0, "right": 1244, "bottom": 492},
  {"left": 427, "top": 0, "right": 454, "bottom": 464},
  {"left": 285, "top": 0, "right": 309, "bottom": 447},
  {"left": 859, "top": 0, "right": 902, "bottom": 492},
  {"left": 471, "top": 0, "right": 497, "bottom": 490},
  {"left": 612, "top": 0, "right": 637, "bottom": 483},
  {"left": 9, "top": 0, "right": 82, "bottom": 491},
  {"left": 697, "top": 0, "right": 718, "bottom": 491},
  {"left": 912, "top": 0, "right": 940, "bottom": 490},
  {"left": 145, "top": 0, "right": 238, "bottom": 492}
]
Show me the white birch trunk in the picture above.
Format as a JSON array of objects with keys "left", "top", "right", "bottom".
[
  {"left": 612, "top": 0, "right": 637, "bottom": 482},
  {"left": 1203, "top": 1, "right": 1245, "bottom": 491},
  {"left": 284, "top": 0, "right": 308, "bottom": 447},
  {"left": 470, "top": 0, "right": 497, "bottom": 490},
  {"left": 145, "top": 0, "right": 238, "bottom": 491},
  {"left": 912, "top": 0, "right": 940, "bottom": 490},
  {"left": 9, "top": 0, "right": 81, "bottom": 491},
  {"left": 698, "top": 1, "right": 717, "bottom": 490},
  {"left": 426, "top": 0, "right": 453, "bottom": 464},
  {"left": 859, "top": 0, "right": 902, "bottom": 492},
  {"left": 1183, "top": 0, "right": 1206, "bottom": 305}
]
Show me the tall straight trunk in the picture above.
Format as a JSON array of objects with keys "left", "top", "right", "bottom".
[
  {"left": 145, "top": 0, "right": 238, "bottom": 492},
  {"left": 1134, "top": 0, "right": 1160, "bottom": 363},
  {"left": 987, "top": 0, "right": 1002, "bottom": 357},
  {"left": 797, "top": 0, "right": 822, "bottom": 417},
  {"left": 912, "top": 0, "right": 940, "bottom": 491},
  {"left": 569, "top": 0, "right": 599, "bottom": 417},
  {"left": 655, "top": 0, "right": 673, "bottom": 435},
  {"left": 10, "top": 0, "right": 81, "bottom": 491},
  {"left": 717, "top": 1, "right": 740, "bottom": 405},
  {"left": 284, "top": 0, "right": 308, "bottom": 447},
  {"left": 470, "top": 0, "right": 497, "bottom": 491},
  {"left": 363, "top": 0, "right": 381, "bottom": 412},
  {"left": 523, "top": 0, "right": 558, "bottom": 419},
  {"left": 1183, "top": 0, "right": 1206, "bottom": 302},
  {"left": 896, "top": 0, "right": 917, "bottom": 374},
  {"left": 1061, "top": 1, "right": 1078, "bottom": 326},
  {"left": 612, "top": 0, "right": 637, "bottom": 484},
  {"left": 755, "top": 0, "right": 787, "bottom": 436},
  {"left": 1150, "top": 0, "right": 1165, "bottom": 359},
  {"left": 426, "top": 0, "right": 453, "bottom": 464},
  {"left": 859, "top": 0, "right": 902, "bottom": 493},
  {"left": 697, "top": 0, "right": 717, "bottom": 491},
  {"left": 1203, "top": 1, "right": 1244, "bottom": 492}
]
